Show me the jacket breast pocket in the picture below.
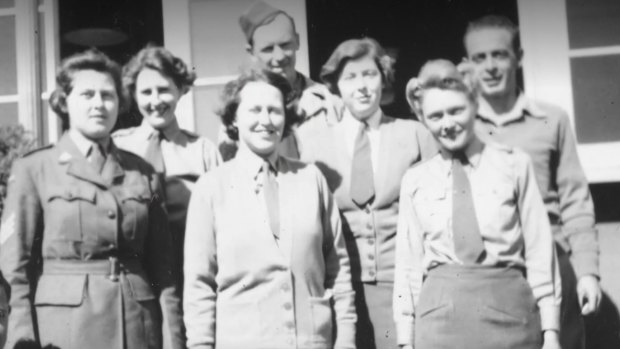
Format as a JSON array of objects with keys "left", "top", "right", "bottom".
[
  {"left": 119, "top": 185, "right": 152, "bottom": 241},
  {"left": 45, "top": 186, "right": 96, "bottom": 241},
  {"left": 412, "top": 187, "right": 447, "bottom": 235},
  {"left": 476, "top": 183, "right": 516, "bottom": 230},
  {"left": 34, "top": 274, "right": 86, "bottom": 306}
]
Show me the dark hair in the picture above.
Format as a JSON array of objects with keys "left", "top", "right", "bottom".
[
  {"left": 123, "top": 45, "right": 196, "bottom": 98},
  {"left": 48, "top": 48, "right": 127, "bottom": 131},
  {"left": 217, "top": 68, "right": 297, "bottom": 141},
  {"left": 464, "top": 15, "right": 521, "bottom": 53},
  {"left": 0, "top": 270, "right": 10, "bottom": 302},
  {"left": 320, "top": 37, "right": 395, "bottom": 99}
]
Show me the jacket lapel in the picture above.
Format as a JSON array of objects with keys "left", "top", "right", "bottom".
[
  {"left": 101, "top": 143, "right": 125, "bottom": 185},
  {"left": 276, "top": 157, "right": 294, "bottom": 264}
]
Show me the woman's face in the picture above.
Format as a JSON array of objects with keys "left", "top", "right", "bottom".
[
  {"left": 66, "top": 69, "right": 119, "bottom": 141},
  {"left": 420, "top": 88, "right": 477, "bottom": 152},
  {"left": 336, "top": 54, "right": 383, "bottom": 121},
  {"left": 135, "top": 68, "right": 182, "bottom": 130},
  {"left": 235, "top": 81, "right": 285, "bottom": 158}
]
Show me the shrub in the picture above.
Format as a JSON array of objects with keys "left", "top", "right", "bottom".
[{"left": 0, "top": 124, "right": 36, "bottom": 216}]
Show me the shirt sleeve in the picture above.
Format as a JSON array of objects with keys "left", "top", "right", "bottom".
[
  {"left": 201, "top": 137, "right": 221, "bottom": 171},
  {"left": 393, "top": 172, "right": 425, "bottom": 346},
  {"left": 555, "top": 113, "right": 599, "bottom": 278},
  {"left": 0, "top": 159, "right": 42, "bottom": 347},
  {"left": 316, "top": 167, "right": 356, "bottom": 349},
  {"left": 183, "top": 175, "right": 218, "bottom": 348},
  {"left": 516, "top": 151, "right": 562, "bottom": 331}
]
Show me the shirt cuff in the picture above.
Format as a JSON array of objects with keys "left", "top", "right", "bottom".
[
  {"left": 539, "top": 304, "right": 561, "bottom": 332},
  {"left": 334, "top": 322, "right": 356, "bottom": 349},
  {"left": 396, "top": 320, "right": 415, "bottom": 346},
  {"left": 571, "top": 250, "right": 600, "bottom": 279}
]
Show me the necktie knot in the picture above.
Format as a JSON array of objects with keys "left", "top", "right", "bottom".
[{"left": 452, "top": 152, "right": 469, "bottom": 166}]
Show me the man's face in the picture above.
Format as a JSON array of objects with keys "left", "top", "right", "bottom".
[
  {"left": 249, "top": 14, "right": 299, "bottom": 84},
  {"left": 464, "top": 27, "right": 521, "bottom": 100}
]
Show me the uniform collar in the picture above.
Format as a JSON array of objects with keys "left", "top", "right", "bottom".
[
  {"left": 68, "top": 129, "right": 110, "bottom": 157},
  {"left": 342, "top": 107, "right": 383, "bottom": 130},
  {"left": 139, "top": 118, "right": 182, "bottom": 141},
  {"left": 437, "top": 137, "right": 485, "bottom": 175},
  {"left": 236, "top": 146, "right": 279, "bottom": 180},
  {"left": 477, "top": 93, "right": 546, "bottom": 126}
]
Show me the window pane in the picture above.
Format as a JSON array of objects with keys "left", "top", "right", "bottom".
[
  {"left": 189, "top": 0, "right": 254, "bottom": 77},
  {"left": 193, "top": 84, "right": 224, "bottom": 144},
  {"left": 0, "top": 16, "right": 17, "bottom": 95},
  {"left": 0, "top": 0, "right": 14, "bottom": 9},
  {"left": 0, "top": 102, "right": 18, "bottom": 125},
  {"left": 566, "top": 0, "right": 620, "bottom": 49},
  {"left": 570, "top": 54, "right": 620, "bottom": 143}
]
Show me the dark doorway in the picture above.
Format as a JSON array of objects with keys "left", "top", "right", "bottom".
[
  {"left": 307, "top": 0, "right": 518, "bottom": 118},
  {"left": 58, "top": 0, "right": 164, "bottom": 64}
]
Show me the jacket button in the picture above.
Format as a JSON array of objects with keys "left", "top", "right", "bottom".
[
  {"left": 368, "top": 238, "right": 375, "bottom": 245},
  {"left": 285, "top": 321, "right": 295, "bottom": 329},
  {"left": 283, "top": 303, "right": 293, "bottom": 310},
  {"left": 281, "top": 284, "right": 290, "bottom": 292},
  {"left": 368, "top": 270, "right": 375, "bottom": 277},
  {"left": 368, "top": 254, "right": 375, "bottom": 261},
  {"left": 366, "top": 222, "right": 373, "bottom": 229},
  {"left": 364, "top": 207, "right": 371, "bottom": 214},
  {"left": 107, "top": 210, "right": 116, "bottom": 219}
]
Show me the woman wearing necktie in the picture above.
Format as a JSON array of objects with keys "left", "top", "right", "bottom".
[
  {"left": 113, "top": 46, "right": 220, "bottom": 291},
  {"left": 183, "top": 68, "right": 356, "bottom": 349},
  {"left": 0, "top": 49, "right": 183, "bottom": 349},
  {"left": 297, "top": 38, "right": 437, "bottom": 349},
  {"left": 393, "top": 60, "right": 562, "bottom": 349}
]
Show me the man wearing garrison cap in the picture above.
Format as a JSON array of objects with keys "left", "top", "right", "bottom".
[{"left": 217, "top": 0, "right": 341, "bottom": 161}]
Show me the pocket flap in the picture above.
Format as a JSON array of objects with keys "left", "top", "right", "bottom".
[
  {"left": 47, "top": 186, "right": 96, "bottom": 203},
  {"left": 125, "top": 273, "right": 156, "bottom": 301},
  {"left": 34, "top": 274, "right": 86, "bottom": 306}
]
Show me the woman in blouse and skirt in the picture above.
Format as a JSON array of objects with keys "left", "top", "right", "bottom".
[{"left": 393, "top": 60, "right": 562, "bottom": 349}]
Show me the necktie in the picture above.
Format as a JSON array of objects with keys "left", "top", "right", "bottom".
[
  {"left": 350, "top": 123, "right": 375, "bottom": 207},
  {"left": 89, "top": 143, "right": 106, "bottom": 173},
  {"left": 262, "top": 161, "right": 280, "bottom": 239},
  {"left": 144, "top": 131, "right": 165, "bottom": 173},
  {"left": 451, "top": 153, "right": 486, "bottom": 264}
]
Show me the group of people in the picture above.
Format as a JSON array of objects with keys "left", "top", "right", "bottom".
[{"left": 0, "top": 1, "right": 601, "bottom": 349}]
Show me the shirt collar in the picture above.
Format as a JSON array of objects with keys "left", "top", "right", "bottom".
[
  {"left": 437, "top": 136, "right": 485, "bottom": 175},
  {"left": 342, "top": 107, "right": 382, "bottom": 130},
  {"left": 68, "top": 129, "right": 110, "bottom": 157},
  {"left": 236, "top": 146, "right": 279, "bottom": 180},
  {"left": 139, "top": 118, "right": 182, "bottom": 141},
  {"left": 477, "top": 93, "right": 546, "bottom": 126}
]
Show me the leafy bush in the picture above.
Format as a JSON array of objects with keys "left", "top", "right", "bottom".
[{"left": 0, "top": 125, "right": 36, "bottom": 216}]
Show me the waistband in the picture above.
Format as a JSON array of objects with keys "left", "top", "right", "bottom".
[
  {"left": 43, "top": 258, "right": 143, "bottom": 281},
  {"left": 427, "top": 263, "right": 524, "bottom": 279}
]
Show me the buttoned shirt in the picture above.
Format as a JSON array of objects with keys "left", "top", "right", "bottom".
[
  {"left": 475, "top": 95, "right": 598, "bottom": 279},
  {"left": 113, "top": 119, "right": 220, "bottom": 230},
  {"left": 393, "top": 141, "right": 562, "bottom": 345}
]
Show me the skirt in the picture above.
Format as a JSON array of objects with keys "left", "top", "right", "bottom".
[{"left": 415, "top": 264, "right": 542, "bottom": 349}]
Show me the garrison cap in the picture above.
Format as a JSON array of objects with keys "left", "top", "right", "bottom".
[{"left": 239, "top": 0, "right": 288, "bottom": 43}]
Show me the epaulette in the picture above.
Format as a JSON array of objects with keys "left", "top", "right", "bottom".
[
  {"left": 21, "top": 144, "right": 53, "bottom": 157},
  {"left": 111, "top": 127, "right": 138, "bottom": 138}
]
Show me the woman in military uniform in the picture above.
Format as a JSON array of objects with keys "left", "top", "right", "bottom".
[
  {"left": 113, "top": 46, "right": 219, "bottom": 287},
  {"left": 0, "top": 49, "right": 184, "bottom": 349}
]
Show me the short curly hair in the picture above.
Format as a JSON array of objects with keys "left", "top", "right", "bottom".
[
  {"left": 319, "top": 37, "right": 395, "bottom": 100},
  {"left": 217, "top": 68, "right": 298, "bottom": 141},
  {"left": 49, "top": 48, "right": 127, "bottom": 131},
  {"left": 123, "top": 45, "right": 196, "bottom": 98}
]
